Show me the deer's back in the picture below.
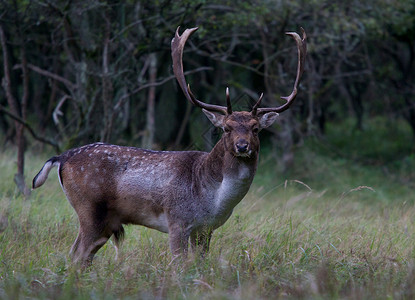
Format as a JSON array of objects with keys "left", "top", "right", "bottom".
[{"left": 57, "top": 143, "right": 208, "bottom": 230}]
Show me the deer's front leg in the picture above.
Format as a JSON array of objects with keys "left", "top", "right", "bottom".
[{"left": 168, "top": 222, "right": 191, "bottom": 257}]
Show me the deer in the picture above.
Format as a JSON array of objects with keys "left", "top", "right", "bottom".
[{"left": 32, "top": 27, "right": 306, "bottom": 267}]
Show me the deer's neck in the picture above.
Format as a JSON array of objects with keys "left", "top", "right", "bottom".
[{"left": 197, "top": 138, "right": 258, "bottom": 215}]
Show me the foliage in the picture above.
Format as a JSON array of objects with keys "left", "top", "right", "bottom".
[{"left": 0, "top": 0, "right": 414, "bottom": 148}]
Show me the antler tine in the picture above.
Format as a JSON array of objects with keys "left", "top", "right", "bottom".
[
  {"left": 251, "top": 93, "right": 264, "bottom": 116},
  {"left": 226, "top": 87, "right": 232, "bottom": 114},
  {"left": 171, "top": 27, "right": 228, "bottom": 114},
  {"left": 256, "top": 27, "right": 307, "bottom": 115}
]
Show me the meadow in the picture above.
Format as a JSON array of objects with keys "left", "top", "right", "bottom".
[{"left": 1, "top": 118, "right": 414, "bottom": 299}]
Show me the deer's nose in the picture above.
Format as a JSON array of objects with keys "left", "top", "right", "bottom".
[{"left": 236, "top": 140, "right": 249, "bottom": 153}]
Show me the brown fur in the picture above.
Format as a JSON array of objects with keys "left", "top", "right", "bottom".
[{"left": 32, "top": 111, "right": 278, "bottom": 266}]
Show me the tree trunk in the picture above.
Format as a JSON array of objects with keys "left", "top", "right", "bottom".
[
  {"left": 101, "top": 15, "right": 114, "bottom": 142},
  {"left": 142, "top": 53, "right": 157, "bottom": 149},
  {"left": 0, "top": 25, "right": 30, "bottom": 197},
  {"left": 174, "top": 100, "right": 192, "bottom": 147}
]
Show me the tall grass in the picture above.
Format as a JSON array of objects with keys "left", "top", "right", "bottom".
[{"left": 1, "top": 118, "right": 415, "bottom": 299}]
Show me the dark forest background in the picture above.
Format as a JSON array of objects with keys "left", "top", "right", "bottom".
[{"left": 0, "top": 0, "right": 414, "bottom": 195}]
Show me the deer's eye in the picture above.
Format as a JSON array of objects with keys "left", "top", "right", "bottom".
[
  {"left": 253, "top": 127, "right": 259, "bottom": 135},
  {"left": 224, "top": 126, "right": 231, "bottom": 133}
]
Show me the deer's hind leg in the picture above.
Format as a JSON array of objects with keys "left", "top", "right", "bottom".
[
  {"left": 70, "top": 200, "right": 122, "bottom": 267},
  {"left": 70, "top": 224, "right": 110, "bottom": 267}
]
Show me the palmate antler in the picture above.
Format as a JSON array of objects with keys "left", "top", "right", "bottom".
[
  {"left": 171, "top": 27, "right": 231, "bottom": 115},
  {"left": 171, "top": 26, "right": 307, "bottom": 116},
  {"left": 255, "top": 28, "right": 307, "bottom": 115}
]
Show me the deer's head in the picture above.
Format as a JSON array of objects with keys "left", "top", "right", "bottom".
[
  {"left": 172, "top": 27, "right": 307, "bottom": 158},
  {"left": 200, "top": 98, "right": 277, "bottom": 158}
]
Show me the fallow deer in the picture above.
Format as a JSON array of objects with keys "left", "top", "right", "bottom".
[{"left": 32, "top": 27, "right": 306, "bottom": 266}]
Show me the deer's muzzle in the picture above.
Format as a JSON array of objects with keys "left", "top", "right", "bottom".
[{"left": 235, "top": 139, "right": 251, "bottom": 157}]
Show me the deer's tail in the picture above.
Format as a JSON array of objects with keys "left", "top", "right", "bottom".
[{"left": 32, "top": 156, "right": 61, "bottom": 189}]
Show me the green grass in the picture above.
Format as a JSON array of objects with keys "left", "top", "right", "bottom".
[{"left": 1, "top": 118, "right": 415, "bottom": 299}]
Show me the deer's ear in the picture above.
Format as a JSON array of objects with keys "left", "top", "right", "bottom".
[
  {"left": 259, "top": 112, "right": 279, "bottom": 129},
  {"left": 202, "top": 109, "right": 226, "bottom": 128}
]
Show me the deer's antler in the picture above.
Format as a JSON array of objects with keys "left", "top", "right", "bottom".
[
  {"left": 172, "top": 27, "right": 306, "bottom": 116},
  {"left": 171, "top": 27, "right": 232, "bottom": 115},
  {"left": 255, "top": 28, "right": 307, "bottom": 115}
]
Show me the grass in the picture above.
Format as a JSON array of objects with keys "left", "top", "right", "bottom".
[{"left": 1, "top": 117, "right": 415, "bottom": 299}]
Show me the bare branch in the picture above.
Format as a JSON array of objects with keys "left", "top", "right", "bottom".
[
  {"left": 53, "top": 95, "right": 71, "bottom": 125},
  {"left": 0, "top": 104, "right": 60, "bottom": 152},
  {"left": 14, "top": 63, "right": 76, "bottom": 91},
  {"left": 114, "top": 66, "right": 213, "bottom": 111}
]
